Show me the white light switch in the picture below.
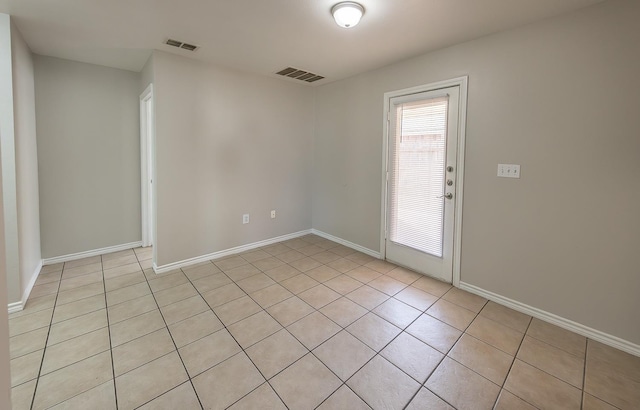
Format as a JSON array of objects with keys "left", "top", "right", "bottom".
[{"left": 497, "top": 164, "right": 521, "bottom": 178}]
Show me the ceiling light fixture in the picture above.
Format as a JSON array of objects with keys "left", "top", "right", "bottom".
[{"left": 331, "top": 2, "right": 364, "bottom": 28}]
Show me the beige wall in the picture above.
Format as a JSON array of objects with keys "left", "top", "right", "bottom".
[
  {"left": 313, "top": 0, "right": 640, "bottom": 345},
  {"left": 153, "top": 51, "right": 314, "bottom": 266},
  {"left": 34, "top": 56, "right": 141, "bottom": 258},
  {"left": 11, "top": 21, "right": 41, "bottom": 304}
]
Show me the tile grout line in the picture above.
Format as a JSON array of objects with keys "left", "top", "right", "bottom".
[
  {"left": 28, "top": 262, "right": 64, "bottom": 410},
  {"left": 134, "top": 248, "right": 206, "bottom": 410},
  {"left": 495, "top": 315, "right": 535, "bottom": 409},
  {"left": 99, "top": 254, "right": 119, "bottom": 409}
]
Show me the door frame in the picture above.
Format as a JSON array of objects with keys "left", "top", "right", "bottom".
[
  {"left": 140, "top": 83, "right": 155, "bottom": 249},
  {"left": 380, "top": 76, "right": 468, "bottom": 286}
]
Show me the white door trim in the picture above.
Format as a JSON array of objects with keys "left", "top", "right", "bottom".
[
  {"left": 140, "top": 83, "right": 154, "bottom": 248},
  {"left": 380, "top": 76, "right": 468, "bottom": 286}
]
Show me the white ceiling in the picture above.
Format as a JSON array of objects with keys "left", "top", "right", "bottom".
[{"left": 0, "top": 0, "right": 605, "bottom": 85}]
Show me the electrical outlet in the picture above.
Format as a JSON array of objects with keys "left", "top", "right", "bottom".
[
  {"left": 497, "top": 164, "right": 521, "bottom": 179},
  {"left": 270, "top": 210, "right": 276, "bottom": 219},
  {"left": 242, "top": 214, "right": 250, "bottom": 224}
]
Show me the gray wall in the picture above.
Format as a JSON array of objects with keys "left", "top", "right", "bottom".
[
  {"left": 34, "top": 56, "right": 141, "bottom": 258},
  {"left": 153, "top": 51, "right": 314, "bottom": 266},
  {"left": 313, "top": 0, "right": 640, "bottom": 345},
  {"left": 11, "top": 22, "right": 41, "bottom": 303}
]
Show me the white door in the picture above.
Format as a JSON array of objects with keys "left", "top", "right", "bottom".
[{"left": 384, "top": 86, "right": 460, "bottom": 283}]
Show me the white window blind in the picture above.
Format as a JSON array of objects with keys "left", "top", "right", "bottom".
[{"left": 389, "top": 96, "right": 449, "bottom": 257}]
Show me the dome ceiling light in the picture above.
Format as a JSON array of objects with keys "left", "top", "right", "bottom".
[{"left": 331, "top": 2, "right": 365, "bottom": 28}]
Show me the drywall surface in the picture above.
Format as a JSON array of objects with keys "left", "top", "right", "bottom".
[
  {"left": 153, "top": 51, "right": 314, "bottom": 266},
  {"left": 313, "top": 0, "right": 640, "bottom": 344},
  {"left": 11, "top": 21, "right": 41, "bottom": 303},
  {"left": 34, "top": 56, "right": 141, "bottom": 258}
]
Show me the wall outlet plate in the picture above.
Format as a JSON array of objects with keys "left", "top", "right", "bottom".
[
  {"left": 497, "top": 164, "right": 521, "bottom": 178},
  {"left": 270, "top": 210, "right": 276, "bottom": 219},
  {"left": 242, "top": 214, "right": 250, "bottom": 224}
]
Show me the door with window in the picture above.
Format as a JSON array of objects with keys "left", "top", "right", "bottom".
[{"left": 384, "top": 85, "right": 460, "bottom": 283}]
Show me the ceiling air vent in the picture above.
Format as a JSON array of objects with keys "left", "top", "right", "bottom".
[
  {"left": 276, "top": 67, "right": 324, "bottom": 83},
  {"left": 164, "top": 38, "right": 199, "bottom": 52}
]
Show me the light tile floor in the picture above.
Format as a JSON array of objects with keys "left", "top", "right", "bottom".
[{"left": 8, "top": 235, "right": 640, "bottom": 409}]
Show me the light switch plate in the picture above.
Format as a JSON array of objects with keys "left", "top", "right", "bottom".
[{"left": 497, "top": 164, "right": 521, "bottom": 178}]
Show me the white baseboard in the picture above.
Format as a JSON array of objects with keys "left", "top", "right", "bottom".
[
  {"left": 459, "top": 282, "right": 640, "bottom": 358},
  {"left": 154, "top": 230, "right": 313, "bottom": 274},
  {"left": 43, "top": 241, "right": 143, "bottom": 265},
  {"left": 7, "top": 259, "right": 43, "bottom": 314},
  {"left": 310, "top": 229, "right": 381, "bottom": 259}
]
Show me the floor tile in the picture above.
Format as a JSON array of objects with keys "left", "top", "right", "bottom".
[
  {"left": 102, "top": 249, "right": 135, "bottom": 261},
  {"left": 103, "top": 262, "right": 141, "bottom": 280},
  {"left": 287, "top": 311, "right": 341, "bottom": 349},
  {"left": 314, "top": 330, "right": 375, "bottom": 381},
  {"left": 251, "top": 257, "right": 285, "bottom": 272},
  {"left": 32, "top": 351, "right": 113, "bottom": 410},
  {"left": 426, "top": 299, "right": 477, "bottom": 331},
  {"left": 48, "top": 381, "right": 116, "bottom": 410},
  {"left": 277, "top": 249, "right": 306, "bottom": 263},
  {"left": 34, "top": 271, "right": 62, "bottom": 286},
  {"left": 239, "top": 249, "right": 271, "bottom": 263},
  {"left": 61, "top": 262, "right": 102, "bottom": 279},
  {"left": 107, "top": 294, "right": 156, "bottom": 324},
  {"left": 228, "top": 382, "right": 286, "bottom": 409},
  {"left": 179, "top": 329, "right": 241, "bottom": 377},
  {"left": 202, "top": 282, "right": 245, "bottom": 308},
  {"left": 270, "top": 353, "right": 341, "bottom": 409},
  {"left": 159, "top": 295, "right": 209, "bottom": 325},
  {"left": 267, "top": 296, "right": 315, "bottom": 327},
  {"left": 406, "top": 314, "right": 462, "bottom": 353},
  {"left": 115, "top": 352, "right": 188, "bottom": 410},
  {"left": 10, "top": 295, "right": 55, "bottom": 319},
  {"left": 373, "top": 298, "right": 421, "bottom": 329},
  {"left": 517, "top": 335, "right": 584, "bottom": 387},
  {"left": 193, "top": 353, "right": 265, "bottom": 409},
  {"left": 348, "top": 355, "right": 420, "bottom": 410},
  {"left": 479, "top": 301, "right": 531, "bottom": 333},
  {"left": 29, "top": 282, "right": 60, "bottom": 300},
  {"left": 182, "top": 263, "right": 221, "bottom": 282},
  {"left": 504, "top": 359, "right": 582, "bottom": 410},
  {"left": 581, "top": 393, "right": 619, "bottom": 410},
  {"left": 298, "top": 284, "right": 341, "bottom": 309},
  {"left": 394, "top": 286, "right": 438, "bottom": 311},
  {"left": 10, "top": 327, "right": 48, "bottom": 359},
  {"left": 213, "top": 295, "right": 262, "bottom": 326},
  {"left": 236, "top": 273, "right": 276, "bottom": 293},
  {"left": 137, "top": 381, "right": 201, "bottom": 410},
  {"left": 11, "top": 379, "right": 37, "bottom": 410},
  {"left": 317, "top": 385, "right": 371, "bottom": 410},
  {"left": 326, "top": 258, "right": 360, "bottom": 274},
  {"left": 110, "top": 309, "right": 165, "bottom": 347},
  {"left": 364, "top": 259, "right": 397, "bottom": 274},
  {"left": 442, "top": 288, "right": 488, "bottom": 313},
  {"left": 56, "top": 282, "right": 104, "bottom": 306},
  {"left": 9, "top": 309, "right": 53, "bottom": 336},
  {"left": 367, "top": 275, "right": 406, "bottom": 295},
  {"left": 324, "top": 274, "right": 362, "bottom": 295},
  {"left": 412, "top": 275, "right": 452, "bottom": 297},
  {"left": 426, "top": 357, "right": 501, "bottom": 410},
  {"left": 249, "top": 284, "right": 293, "bottom": 308},
  {"left": 386, "top": 266, "right": 422, "bottom": 285},
  {"left": 225, "top": 264, "right": 262, "bottom": 282},
  {"left": 112, "top": 328, "right": 175, "bottom": 376},
  {"left": 214, "top": 255, "right": 248, "bottom": 271},
  {"left": 466, "top": 315, "right": 524, "bottom": 355},
  {"left": 58, "top": 271, "right": 102, "bottom": 292},
  {"left": 52, "top": 293, "right": 105, "bottom": 323},
  {"left": 344, "top": 251, "right": 375, "bottom": 265},
  {"left": 148, "top": 271, "right": 189, "bottom": 293},
  {"left": 346, "top": 285, "right": 389, "bottom": 310},
  {"left": 153, "top": 282, "right": 198, "bottom": 307},
  {"left": 228, "top": 311, "right": 283, "bottom": 349},
  {"left": 344, "top": 265, "right": 382, "bottom": 283},
  {"left": 47, "top": 309, "right": 107, "bottom": 346},
  {"left": 288, "top": 257, "right": 322, "bottom": 272},
  {"left": 245, "top": 329, "right": 308, "bottom": 379},
  {"left": 448, "top": 333, "right": 514, "bottom": 385},
  {"left": 11, "top": 349, "right": 43, "bottom": 387},
  {"left": 262, "top": 243, "right": 293, "bottom": 256},
  {"left": 41, "top": 327, "right": 110, "bottom": 375},
  {"left": 306, "top": 265, "right": 343, "bottom": 283},
  {"left": 494, "top": 389, "right": 537, "bottom": 410},
  {"left": 168, "top": 310, "right": 223, "bottom": 348},
  {"left": 380, "top": 332, "right": 444, "bottom": 383},
  {"left": 346, "top": 312, "right": 401, "bottom": 351},
  {"left": 297, "top": 244, "right": 325, "bottom": 257},
  {"left": 192, "top": 272, "right": 232, "bottom": 293},
  {"left": 106, "top": 282, "right": 150, "bottom": 306},
  {"left": 312, "top": 250, "right": 342, "bottom": 265},
  {"left": 406, "top": 387, "right": 454, "bottom": 410},
  {"left": 527, "top": 319, "right": 586, "bottom": 358},
  {"left": 61, "top": 257, "right": 97, "bottom": 270},
  {"left": 320, "top": 297, "right": 368, "bottom": 328},
  {"left": 264, "top": 264, "right": 301, "bottom": 282},
  {"left": 281, "top": 274, "right": 320, "bottom": 294},
  {"left": 103, "top": 254, "right": 138, "bottom": 270}
]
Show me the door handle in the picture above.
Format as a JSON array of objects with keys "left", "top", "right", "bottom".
[{"left": 438, "top": 193, "right": 453, "bottom": 199}]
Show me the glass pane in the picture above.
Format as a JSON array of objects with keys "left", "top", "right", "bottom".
[{"left": 389, "top": 96, "right": 448, "bottom": 257}]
